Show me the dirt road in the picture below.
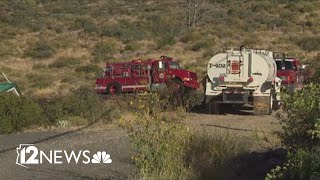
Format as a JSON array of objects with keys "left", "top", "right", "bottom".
[{"left": 0, "top": 112, "right": 282, "bottom": 180}]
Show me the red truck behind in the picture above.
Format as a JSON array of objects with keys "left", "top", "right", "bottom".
[
  {"left": 275, "top": 57, "right": 304, "bottom": 92},
  {"left": 95, "top": 56, "right": 199, "bottom": 94}
]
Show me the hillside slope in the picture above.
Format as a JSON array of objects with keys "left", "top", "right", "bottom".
[{"left": 0, "top": 0, "right": 319, "bottom": 96}]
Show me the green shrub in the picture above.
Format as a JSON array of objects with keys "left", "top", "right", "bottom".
[
  {"left": 121, "top": 94, "right": 242, "bottom": 179},
  {"left": 25, "top": 41, "right": 55, "bottom": 59},
  {"left": 0, "top": 95, "right": 44, "bottom": 134},
  {"left": 297, "top": 36, "right": 320, "bottom": 52},
  {"left": 27, "top": 73, "right": 54, "bottom": 89},
  {"left": 41, "top": 86, "right": 108, "bottom": 124},
  {"left": 266, "top": 148, "right": 320, "bottom": 180},
  {"left": 267, "top": 84, "right": 320, "bottom": 179},
  {"left": 92, "top": 41, "right": 118, "bottom": 62},
  {"left": 49, "top": 57, "right": 82, "bottom": 68},
  {"left": 280, "top": 84, "right": 320, "bottom": 148}
]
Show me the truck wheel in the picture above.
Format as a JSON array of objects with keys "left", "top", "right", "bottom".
[
  {"left": 272, "top": 101, "right": 280, "bottom": 111},
  {"left": 107, "top": 83, "right": 122, "bottom": 95},
  {"left": 253, "top": 96, "right": 271, "bottom": 115},
  {"left": 174, "top": 78, "right": 185, "bottom": 94},
  {"left": 167, "top": 78, "right": 185, "bottom": 94},
  {"left": 208, "top": 100, "right": 220, "bottom": 114}
]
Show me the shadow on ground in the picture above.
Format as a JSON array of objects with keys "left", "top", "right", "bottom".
[
  {"left": 190, "top": 103, "right": 254, "bottom": 116},
  {"left": 198, "top": 148, "right": 286, "bottom": 180}
]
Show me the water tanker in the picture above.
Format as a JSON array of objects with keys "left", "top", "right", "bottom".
[{"left": 205, "top": 47, "right": 281, "bottom": 115}]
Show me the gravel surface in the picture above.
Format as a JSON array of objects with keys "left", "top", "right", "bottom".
[
  {"left": 0, "top": 125, "right": 132, "bottom": 180},
  {"left": 0, "top": 112, "right": 282, "bottom": 180}
]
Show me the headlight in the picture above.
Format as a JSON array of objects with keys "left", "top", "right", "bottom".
[{"left": 183, "top": 77, "right": 191, "bottom": 81}]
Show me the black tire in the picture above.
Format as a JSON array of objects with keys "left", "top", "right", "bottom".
[
  {"left": 106, "top": 82, "right": 122, "bottom": 95},
  {"left": 208, "top": 99, "right": 220, "bottom": 114},
  {"left": 167, "top": 78, "right": 185, "bottom": 94},
  {"left": 174, "top": 78, "right": 185, "bottom": 94},
  {"left": 272, "top": 101, "right": 280, "bottom": 111}
]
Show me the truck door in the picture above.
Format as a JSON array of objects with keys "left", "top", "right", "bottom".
[
  {"left": 131, "top": 64, "right": 149, "bottom": 89},
  {"left": 152, "top": 61, "right": 167, "bottom": 84}
]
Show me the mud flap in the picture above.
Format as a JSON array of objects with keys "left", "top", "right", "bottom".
[{"left": 254, "top": 96, "right": 271, "bottom": 115}]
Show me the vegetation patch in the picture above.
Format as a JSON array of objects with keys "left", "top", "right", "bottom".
[
  {"left": 49, "top": 57, "right": 82, "bottom": 68},
  {"left": 0, "top": 95, "right": 43, "bottom": 134},
  {"left": 297, "top": 36, "right": 320, "bottom": 52},
  {"left": 267, "top": 84, "right": 320, "bottom": 179},
  {"left": 121, "top": 94, "right": 244, "bottom": 179},
  {"left": 75, "top": 64, "right": 101, "bottom": 75},
  {"left": 27, "top": 73, "right": 54, "bottom": 89},
  {"left": 24, "top": 40, "right": 55, "bottom": 59},
  {"left": 92, "top": 41, "right": 119, "bottom": 62}
]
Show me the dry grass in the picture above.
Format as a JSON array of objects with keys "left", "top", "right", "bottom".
[{"left": 0, "top": 0, "right": 320, "bottom": 97}]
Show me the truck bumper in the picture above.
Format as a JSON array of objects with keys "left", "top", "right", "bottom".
[
  {"left": 184, "top": 81, "right": 200, "bottom": 89},
  {"left": 95, "top": 86, "right": 106, "bottom": 94}
]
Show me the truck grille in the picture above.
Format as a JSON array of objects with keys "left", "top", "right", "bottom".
[
  {"left": 225, "top": 94, "right": 243, "bottom": 101},
  {"left": 189, "top": 72, "right": 197, "bottom": 80}
]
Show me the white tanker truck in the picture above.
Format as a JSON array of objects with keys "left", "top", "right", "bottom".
[{"left": 205, "top": 47, "right": 281, "bottom": 115}]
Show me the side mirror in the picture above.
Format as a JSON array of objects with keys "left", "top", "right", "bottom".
[{"left": 158, "top": 61, "right": 163, "bottom": 69}]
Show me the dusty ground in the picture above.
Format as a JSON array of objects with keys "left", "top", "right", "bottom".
[{"left": 0, "top": 111, "right": 283, "bottom": 180}]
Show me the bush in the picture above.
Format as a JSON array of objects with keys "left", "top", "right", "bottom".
[
  {"left": 121, "top": 94, "right": 242, "bottom": 179},
  {"left": 267, "top": 84, "right": 320, "bottom": 179},
  {"left": 266, "top": 148, "right": 320, "bottom": 180},
  {"left": 280, "top": 84, "right": 320, "bottom": 148},
  {"left": 0, "top": 95, "right": 44, "bottom": 134},
  {"left": 49, "top": 57, "right": 82, "bottom": 68},
  {"left": 92, "top": 41, "right": 118, "bottom": 62},
  {"left": 25, "top": 41, "right": 55, "bottom": 59},
  {"left": 157, "top": 82, "right": 200, "bottom": 112},
  {"left": 41, "top": 86, "right": 108, "bottom": 125}
]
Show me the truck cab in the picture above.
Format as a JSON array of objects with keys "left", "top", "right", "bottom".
[
  {"left": 150, "top": 57, "right": 199, "bottom": 91},
  {"left": 275, "top": 58, "right": 304, "bottom": 92},
  {"left": 95, "top": 56, "right": 199, "bottom": 94}
]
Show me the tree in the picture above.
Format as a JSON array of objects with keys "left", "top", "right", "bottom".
[{"left": 184, "top": 0, "right": 209, "bottom": 28}]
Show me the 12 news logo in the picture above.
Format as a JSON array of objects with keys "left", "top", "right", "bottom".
[{"left": 16, "top": 144, "right": 112, "bottom": 168}]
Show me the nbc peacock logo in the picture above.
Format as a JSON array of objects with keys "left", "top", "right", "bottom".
[{"left": 91, "top": 151, "right": 112, "bottom": 164}]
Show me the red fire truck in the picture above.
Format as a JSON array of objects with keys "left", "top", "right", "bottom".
[
  {"left": 275, "top": 57, "right": 304, "bottom": 92},
  {"left": 95, "top": 56, "right": 200, "bottom": 94}
]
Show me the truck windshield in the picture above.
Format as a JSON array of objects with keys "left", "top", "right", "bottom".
[
  {"left": 275, "top": 61, "right": 294, "bottom": 70},
  {"left": 284, "top": 61, "right": 294, "bottom": 70},
  {"left": 276, "top": 61, "right": 282, "bottom": 70},
  {"left": 169, "top": 62, "right": 181, "bottom": 69}
]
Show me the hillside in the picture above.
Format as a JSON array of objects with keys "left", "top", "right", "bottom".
[{"left": 0, "top": 0, "right": 320, "bottom": 97}]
